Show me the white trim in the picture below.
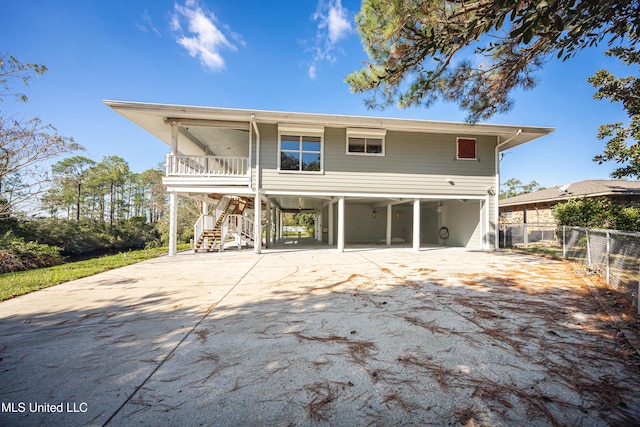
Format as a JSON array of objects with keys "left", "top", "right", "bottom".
[
  {"left": 346, "top": 128, "right": 387, "bottom": 138},
  {"left": 346, "top": 128, "right": 386, "bottom": 157},
  {"left": 386, "top": 204, "right": 392, "bottom": 246},
  {"left": 484, "top": 195, "right": 491, "bottom": 250},
  {"left": 263, "top": 189, "right": 488, "bottom": 200},
  {"left": 163, "top": 176, "right": 250, "bottom": 186},
  {"left": 164, "top": 185, "right": 253, "bottom": 194},
  {"left": 337, "top": 197, "right": 345, "bottom": 252},
  {"left": 168, "top": 192, "right": 178, "bottom": 256},
  {"left": 277, "top": 131, "right": 324, "bottom": 174},
  {"left": 413, "top": 199, "right": 420, "bottom": 252},
  {"left": 106, "top": 100, "right": 553, "bottom": 148},
  {"left": 276, "top": 169, "right": 324, "bottom": 175},
  {"left": 328, "top": 201, "right": 334, "bottom": 246},
  {"left": 278, "top": 123, "right": 324, "bottom": 135},
  {"left": 346, "top": 137, "right": 385, "bottom": 157}
]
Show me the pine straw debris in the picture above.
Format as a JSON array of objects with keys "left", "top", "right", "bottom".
[
  {"left": 397, "top": 354, "right": 457, "bottom": 391},
  {"left": 288, "top": 331, "right": 377, "bottom": 364},
  {"left": 304, "top": 380, "right": 353, "bottom": 422}
]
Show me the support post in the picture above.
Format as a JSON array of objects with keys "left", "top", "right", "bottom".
[
  {"left": 265, "top": 201, "right": 271, "bottom": 248},
  {"left": 169, "top": 192, "right": 178, "bottom": 256},
  {"left": 386, "top": 204, "right": 392, "bottom": 246},
  {"left": 337, "top": 197, "right": 345, "bottom": 252},
  {"left": 272, "top": 206, "right": 277, "bottom": 244},
  {"left": 484, "top": 196, "right": 490, "bottom": 250},
  {"left": 316, "top": 214, "right": 322, "bottom": 241},
  {"left": 562, "top": 226, "right": 567, "bottom": 258},
  {"left": 328, "top": 201, "right": 334, "bottom": 246},
  {"left": 170, "top": 123, "right": 179, "bottom": 175},
  {"left": 413, "top": 199, "right": 420, "bottom": 252},
  {"left": 254, "top": 193, "right": 262, "bottom": 254}
]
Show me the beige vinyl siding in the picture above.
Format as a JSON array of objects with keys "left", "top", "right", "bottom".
[{"left": 258, "top": 125, "right": 496, "bottom": 196}]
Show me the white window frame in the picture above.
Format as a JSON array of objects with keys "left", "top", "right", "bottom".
[
  {"left": 346, "top": 128, "right": 387, "bottom": 156},
  {"left": 278, "top": 124, "right": 324, "bottom": 174},
  {"left": 456, "top": 137, "right": 477, "bottom": 160}
]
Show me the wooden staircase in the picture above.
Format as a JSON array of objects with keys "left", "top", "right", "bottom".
[{"left": 194, "top": 196, "right": 254, "bottom": 252}]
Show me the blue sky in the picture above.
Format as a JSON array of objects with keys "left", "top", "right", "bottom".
[{"left": 1, "top": 0, "right": 633, "bottom": 189}]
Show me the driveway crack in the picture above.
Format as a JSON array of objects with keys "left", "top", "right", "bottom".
[{"left": 102, "top": 255, "right": 264, "bottom": 426}]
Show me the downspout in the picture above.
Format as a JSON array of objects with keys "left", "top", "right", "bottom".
[
  {"left": 251, "top": 114, "right": 262, "bottom": 254},
  {"left": 495, "top": 129, "right": 522, "bottom": 250}
]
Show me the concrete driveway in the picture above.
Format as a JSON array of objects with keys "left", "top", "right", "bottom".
[{"left": 1, "top": 247, "right": 639, "bottom": 426}]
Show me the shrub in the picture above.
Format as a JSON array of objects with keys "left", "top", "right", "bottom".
[
  {"left": 553, "top": 197, "right": 640, "bottom": 232},
  {"left": 15, "top": 217, "right": 162, "bottom": 256},
  {"left": 0, "top": 234, "right": 63, "bottom": 273},
  {"left": 0, "top": 250, "right": 25, "bottom": 273}
]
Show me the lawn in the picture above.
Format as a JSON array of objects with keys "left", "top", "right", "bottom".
[{"left": 0, "top": 245, "right": 189, "bottom": 301}]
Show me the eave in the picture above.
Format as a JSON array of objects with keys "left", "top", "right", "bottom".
[{"left": 104, "top": 100, "right": 554, "bottom": 151}]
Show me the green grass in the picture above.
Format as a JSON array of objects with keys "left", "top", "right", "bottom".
[
  {"left": 0, "top": 244, "right": 190, "bottom": 301},
  {"left": 281, "top": 231, "right": 313, "bottom": 238}
]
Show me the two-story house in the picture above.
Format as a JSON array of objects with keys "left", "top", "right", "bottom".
[{"left": 105, "top": 100, "right": 553, "bottom": 255}]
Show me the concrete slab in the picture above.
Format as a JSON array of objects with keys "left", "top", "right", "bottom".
[{"left": 1, "top": 248, "right": 639, "bottom": 426}]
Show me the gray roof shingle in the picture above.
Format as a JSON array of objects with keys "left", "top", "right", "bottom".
[{"left": 499, "top": 180, "right": 640, "bottom": 207}]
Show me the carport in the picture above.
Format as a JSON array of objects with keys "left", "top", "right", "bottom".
[{"left": 261, "top": 192, "right": 491, "bottom": 252}]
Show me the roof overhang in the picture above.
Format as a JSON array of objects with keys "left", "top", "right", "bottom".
[
  {"left": 499, "top": 196, "right": 570, "bottom": 207},
  {"left": 500, "top": 191, "right": 640, "bottom": 207},
  {"left": 104, "top": 100, "right": 554, "bottom": 151}
]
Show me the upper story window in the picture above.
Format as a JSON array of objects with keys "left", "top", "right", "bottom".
[
  {"left": 457, "top": 137, "right": 477, "bottom": 160},
  {"left": 278, "top": 125, "right": 324, "bottom": 173},
  {"left": 346, "top": 128, "right": 386, "bottom": 156}
]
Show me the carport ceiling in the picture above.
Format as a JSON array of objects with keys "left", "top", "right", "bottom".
[
  {"left": 267, "top": 195, "right": 441, "bottom": 212},
  {"left": 268, "top": 196, "right": 327, "bottom": 212}
]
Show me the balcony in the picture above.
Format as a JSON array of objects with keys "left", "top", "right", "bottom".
[{"left": 164, "top": 154, "right": 251, "bottom": 187}]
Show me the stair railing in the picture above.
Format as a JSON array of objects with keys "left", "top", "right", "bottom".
[
  {"left": 194, "top": 214, "right": 205, "bottom": 249},
  {"left": 194, "top": 214, "right": 215, "bottom": 251}
]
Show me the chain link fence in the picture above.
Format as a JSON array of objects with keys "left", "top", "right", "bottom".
[
  {"left": 500, "top": 223, "right": 640, "bottom": 314},
  {"left": 563, "top": 227, "right": 640, "bottom": 302},
  {"left": 500, "top": 223, "right": 640, "bottom": 313},
  {"left": 499, "top": 222, "right": 559, "bottom": 247}
]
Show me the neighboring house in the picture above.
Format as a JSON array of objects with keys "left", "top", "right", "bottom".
[
  {"left": 105, "top": 100, "right": 553, "bottom": 255},
  {"left": 499, "top": 180, "right": 640, "bottom": 226}
]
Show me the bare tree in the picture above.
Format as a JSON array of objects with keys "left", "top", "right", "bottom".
[{"left": 0, "top": 53, "right": 82, "bottom": 217}]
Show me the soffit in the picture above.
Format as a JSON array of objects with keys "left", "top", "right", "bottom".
[{"left": 105, "top": 100, "right": 554, "bottom": 152}]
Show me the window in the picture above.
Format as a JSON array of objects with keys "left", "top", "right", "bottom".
[
  {"left": 346, "top": 128, "right": 386, "bottom": 156},
  {"left": 457, "top": 137, "right": 477, "bottom": 160},
  {"left": 278, "top": 125, "right": 324, "bottom": 173}
]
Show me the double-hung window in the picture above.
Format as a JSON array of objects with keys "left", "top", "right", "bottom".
[
  {"left": 346, "top": 128, "right": 386, "bottom": 156},
  {"left": 278, "top": 125, "right": 324, "bottom": 173}
]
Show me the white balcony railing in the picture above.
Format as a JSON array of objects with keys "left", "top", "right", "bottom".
[{"left": 166, "top": 154, "right": 249, "bottom": 177}]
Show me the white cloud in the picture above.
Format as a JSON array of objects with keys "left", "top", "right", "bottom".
[
  {"left": 136, "top": 9, "right": 161, "bottom": 37},
  {"left": 326, "top": 2, "right": 352, "bottom": 44},
  {"left": 308, "top": 0, "right": 354, "bottom": 79},
  {"left": 171, "top": 0, "right": 238, "bottom": 72}
]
